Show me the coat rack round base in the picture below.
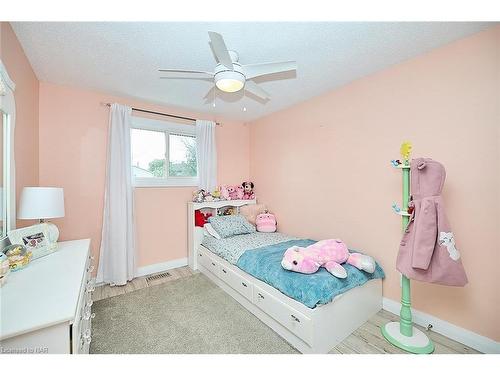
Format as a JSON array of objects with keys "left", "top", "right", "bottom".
[{"left": 381, "top": 321, "right": 434, "bottom": 354}]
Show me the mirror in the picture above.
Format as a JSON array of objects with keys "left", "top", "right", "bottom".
[
  {"left": 1, "top": 111, "right": 4, "bottom": 237},
  {"left": 0, "top": 59, "right": 16, "bottom": 245},
  {"left": 0, "top": 109, "right": 11, "bottom": 239}
]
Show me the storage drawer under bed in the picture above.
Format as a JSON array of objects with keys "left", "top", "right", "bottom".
[
  {"left": 219, "top": 264, "right": 253, "bottom": 301},
  {"left": 199, "top": 247, "right": 253, "bottom": 302},
  {"left": 253, "top": 284, "right": 313, "bottom": 345},
  {"left": 198, "top": 248, "right": 220, "bottom": 275}
]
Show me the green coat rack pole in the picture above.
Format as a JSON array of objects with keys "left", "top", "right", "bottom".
[
  {"left": 400, "top": 167, "right": 413, "bottom": 336},
  {"left": 381, "top": 143, "right": 434, "bottom": 354}
]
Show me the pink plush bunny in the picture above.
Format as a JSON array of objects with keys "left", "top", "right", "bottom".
[{"left": 281, "top": 239, "right": 376, "bottom": 278}]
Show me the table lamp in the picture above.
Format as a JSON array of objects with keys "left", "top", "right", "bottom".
[{"left": 18, "top": 187, "right": 65, "bottom": 243}]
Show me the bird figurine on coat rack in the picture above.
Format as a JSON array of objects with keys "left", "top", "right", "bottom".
[{"left": 400, "top": 141, "right": 412, "bottom": 165}]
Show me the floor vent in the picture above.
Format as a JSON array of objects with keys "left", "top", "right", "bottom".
[{"left": 146, "top": 272, "right": 171, "bottom": 282}]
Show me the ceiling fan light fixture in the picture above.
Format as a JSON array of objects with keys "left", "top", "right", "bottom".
[
  {"left": 214, "top": 71, "right": 245, "bottom": 93},
  {"left": 160, "top": 32, "right": 296, "bottom": 101}
]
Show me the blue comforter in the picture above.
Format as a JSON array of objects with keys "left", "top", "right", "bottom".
[{"left": 236, "top": 239, "right": 385, "bottom": 309}]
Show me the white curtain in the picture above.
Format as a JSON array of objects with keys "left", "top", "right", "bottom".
[
  {"left": 97, "top": 103, "right": 136, "bottom": 286},
  {"left": 196, "top": 120, "right": 217, "bottom": 192}
]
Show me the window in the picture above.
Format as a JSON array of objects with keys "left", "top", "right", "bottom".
[
  {"left": 131, "top": 116, "right": 198, "bottom": 187},
  {"left": 168, "top": 133, "right": 197, "bottom": 177}
]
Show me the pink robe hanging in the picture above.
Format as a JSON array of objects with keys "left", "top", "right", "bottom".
[{"left": 396, "top": 158, "right": 468, "bottom": 287}]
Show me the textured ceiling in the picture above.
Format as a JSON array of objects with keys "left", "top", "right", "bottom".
[{"left": 12, "top": 22, "right": 493, "bottom": 121}]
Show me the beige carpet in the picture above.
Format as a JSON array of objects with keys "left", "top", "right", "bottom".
[{"left": 90, "top": 272, "right": 299, "bottom": 354}]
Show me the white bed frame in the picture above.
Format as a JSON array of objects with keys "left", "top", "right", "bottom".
[{"left": 187, "top": 200, "right": 382, "bottom": 354}]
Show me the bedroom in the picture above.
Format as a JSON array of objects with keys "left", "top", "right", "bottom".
[{"left": 0, "top": 0, "right": 499, "bottom": 372}]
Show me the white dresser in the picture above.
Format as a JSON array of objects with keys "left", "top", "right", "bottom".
[{"left": 0, "top": 239, "right": 95, "bottom": 354}]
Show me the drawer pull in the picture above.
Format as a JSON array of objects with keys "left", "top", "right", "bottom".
[
  {"left": 222, "top": 269, "right": 227, "bottom": 274},
  {"left": 211, "top": 262, "right": 216, "bottom": 266},
  {"left": 86, "top": 279, "right": 96, "bottom": 293},
  {"left": 241, "top": 282, "right": 248, "bottom": 288},
  {"left": 82, "top": 311, "right": 96, "bottom": 321},
  {"left": 291, "top": 314, "right": 301, "bottom": 323},
  {"left": 86, "top": 285, "right": 96, "bottom": 293},
  {"left": 82, "top": 304, "right": 95, "bottom": 320},
  {"left": 80, "top": 335, "right": 92, "bottom": 348},
  {"left": 80, "top": 334, "right": 92, "bottom": 347},
  {"left": 82, "top": 328, "right": 91, "bottom": 339},
  {"left": 81, "top": 328, "right": 92, "bottom": 344},
  {"left": 257, "top": 293, "right": 265, "bottom": 300}
]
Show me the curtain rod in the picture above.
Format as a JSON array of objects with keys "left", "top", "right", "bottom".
[{"left": 101, "top": 102, "right": 220, "bottom": 126}]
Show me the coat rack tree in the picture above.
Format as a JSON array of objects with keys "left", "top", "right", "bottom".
[{"left": 381, "top": 142, "right": 434, "bottom": 354}]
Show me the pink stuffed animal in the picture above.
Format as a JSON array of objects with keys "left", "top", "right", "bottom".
[
  {"left": 236, "top": 186, "right": 245, "bottom": 199},
  {"left": 226, "top": 185, "right": 245, "bottom": 200},
  {"left": 219, "top": 185, "right": 230, "bottom": 200},
  {"left": 227, "top": 185, "right": 237, "bottom": 200},
  {"left": 256, "top": 213, "right": 277, "bottom": 232},
  {"left": 281, "top": 239, "right": 376, "bottom": 278},
  {"left": 242, "top": 181, "right": 255, "bottom": 200}
]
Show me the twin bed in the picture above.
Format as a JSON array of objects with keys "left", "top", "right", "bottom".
[{"left": 187, "top": 200, "right": 384, "bottom": 354}]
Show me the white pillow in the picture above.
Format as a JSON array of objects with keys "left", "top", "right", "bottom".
[{"left": 204, "top": 223, "right": 222, "bottom": 240}]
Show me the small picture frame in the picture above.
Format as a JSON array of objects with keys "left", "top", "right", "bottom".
[{"left": 7, "top": 224, "right": 57, "bottom": 260}]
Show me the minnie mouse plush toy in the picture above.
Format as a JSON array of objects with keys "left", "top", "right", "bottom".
[{"left": 242, "top": 181, "right": 255, "bottom": 200}]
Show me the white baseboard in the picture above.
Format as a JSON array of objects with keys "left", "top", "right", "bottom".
[
  {"left": 382, "top": 297, "right": 500, "bottom": 354},
  {"left": 95, "top": 257, "right": 188, "bottom": 286},
  {"left": 135, "top": 257, "right": 188, "bottom": 278}
]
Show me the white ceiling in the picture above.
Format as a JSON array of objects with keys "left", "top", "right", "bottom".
[{"left": 12, "top": 22, "right": 493, "bottom": 121}]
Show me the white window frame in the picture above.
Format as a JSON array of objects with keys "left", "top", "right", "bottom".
[{"left": 131, "top": 116, "right": 198, "bottom": 188}]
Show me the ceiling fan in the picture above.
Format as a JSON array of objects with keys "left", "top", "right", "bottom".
[{"left": 159, "top": 31, "right": 297, "bottom": 102}]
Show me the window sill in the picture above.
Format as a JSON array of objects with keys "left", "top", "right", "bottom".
[{"left": 133, "top": 177, "right": 199, "bottom": 188}]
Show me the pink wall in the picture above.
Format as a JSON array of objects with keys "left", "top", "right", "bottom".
[
  {"left": 0, "top": 23, "right": 39, "bottom": 228},
  {"left": 249, "top": 26, "right": 500, "bottom": 341},
  {"left": 5, "top": 19, "right": 499, "bottom": 341},
  {"left": 38, "top": 82, "right": 249, "bottom": 268}
]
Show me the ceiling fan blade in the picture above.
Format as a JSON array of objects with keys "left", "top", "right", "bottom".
[
  {"left": 244, "top": 80, "right": 270, "bottom": 100},
  {"left": 242, "top": 61, "right": 296, "bottom": 79},
  {"left": 204, "top": 86, "right": 217, "bottom": 100},
  {"left": 208, "top": 31, "right": 234, "bottom": 70},
  {"left": 158, "top": 69, "right": 214, "bottom": 78},
  {"left": 160, "top": 77, "right": 214, "bottom": 83}
]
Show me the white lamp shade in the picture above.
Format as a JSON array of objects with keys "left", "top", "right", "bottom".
[{"left": 18, "top": 187, "right": 65, "bottom": 220}]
